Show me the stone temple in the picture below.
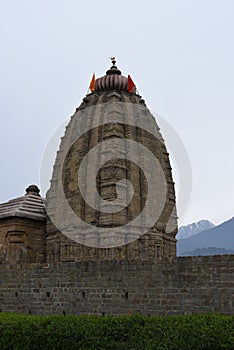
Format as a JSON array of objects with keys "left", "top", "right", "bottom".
[
  {"left": 0, "top": 59, "right": 233, "bottom": 316},
  {"left": 0, "top": 58, "right": 177, "bottom": 264}
]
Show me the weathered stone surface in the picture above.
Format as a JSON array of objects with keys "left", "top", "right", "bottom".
[
  {"left": 0, "top": 217, "right": 46, "bottom": 264},
  {"left": 1, "top": 62, "right": 232, "bottom": 317},
  {"left": 0, "top": 188, "right": 46, "bottom": 264},
  {"left": 46, "top": 89, "right": 177, "bottom": 262},
  {"left": 0, "top": 256, "right": 233, "bottom": 315}
]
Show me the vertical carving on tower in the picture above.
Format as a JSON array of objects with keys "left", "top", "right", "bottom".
[{"left": 45, "top": 61, "right": 177, "bottom": 262}]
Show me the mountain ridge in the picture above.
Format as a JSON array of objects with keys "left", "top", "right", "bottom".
[
  {"left": 177, "top": 219, "right": 215, "bottom": 240},
  {"left": 177, "top": 216, "right": 234, "bottom": 256}
]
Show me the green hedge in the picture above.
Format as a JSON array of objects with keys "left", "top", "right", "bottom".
[{"left": 0, "top": 313, "right": 233, "bottom": 350}]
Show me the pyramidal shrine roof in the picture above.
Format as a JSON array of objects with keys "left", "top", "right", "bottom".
[{"left": 0, "top": 185, "right": 46, "bottom": 221}]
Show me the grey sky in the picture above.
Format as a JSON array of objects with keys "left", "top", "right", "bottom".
[{"left": 0, "top": 0, "right": 233, "bottom": 226}]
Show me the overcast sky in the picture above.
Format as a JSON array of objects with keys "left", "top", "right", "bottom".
[{"left": 0, "top": 0, "right": 233, "bottom": 226}]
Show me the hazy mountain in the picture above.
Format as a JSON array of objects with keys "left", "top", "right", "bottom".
[
  {"left": 180, "top": 247, "right": 234, "bottom": 256},
  {"left": 177, "top": 219, "right": 215, "bottom": 240},
  {"left": 177, "top": 217, "right": 234, "bottom": 256}
]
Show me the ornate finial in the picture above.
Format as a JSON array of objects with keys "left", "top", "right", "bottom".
[
  {"left": 106, "top": 56, "right": 121, "bottom": 75},
  {"left": 25, "top": 184, "right": 40, "bottom": 196},
  {"left": 111, "top": 56, "right": 116, "bottom": 67}
]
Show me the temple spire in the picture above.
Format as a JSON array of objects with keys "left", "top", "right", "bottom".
[
  {"left": 106, "top": 56, "right": 121, "bottom": 75},
  {"left": 110, "top": 56, "right": 117, "bottom": 67}
]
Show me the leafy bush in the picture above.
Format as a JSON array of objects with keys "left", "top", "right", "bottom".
[{"left": 0, "top": 313, "right": 233, "bottom": 350}]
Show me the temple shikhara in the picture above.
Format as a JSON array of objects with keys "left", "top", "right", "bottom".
[
  {"left": 0, "top": 59, "right": 233, "bottom": 316},
  {"left": 0, "top": 58, "right": 177, "bottom": 264}
]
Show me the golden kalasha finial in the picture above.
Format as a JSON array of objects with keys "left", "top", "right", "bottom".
[{"left": 110, "top": 56, "right": 116, "bottom": 66}]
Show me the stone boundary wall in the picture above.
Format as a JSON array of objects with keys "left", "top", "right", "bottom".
[{"left": 0, "top": 255, "right": 233, "bottom": 315}]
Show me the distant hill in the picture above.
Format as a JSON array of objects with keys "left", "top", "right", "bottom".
[
  {"left": 177, "top": 217, "right": 234, "bottom": 256},
  {"left": 180, "top": 247, "right": 234, "bottom": 256},
  {"left": 177, "top": 220, "right": 215, "bottom": 240}
]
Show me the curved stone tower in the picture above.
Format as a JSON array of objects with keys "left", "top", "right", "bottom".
[{"left": 45, "top": 59, "right": 177, "bottom": 262}]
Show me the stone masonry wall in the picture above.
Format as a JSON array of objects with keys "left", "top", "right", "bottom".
[{"left": 0, "top": 255, "right": 233, "bottom": 315}]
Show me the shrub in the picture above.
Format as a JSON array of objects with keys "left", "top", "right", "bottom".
[{"left": 0, "top": 313, "right": 233, "bottom": 350}]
